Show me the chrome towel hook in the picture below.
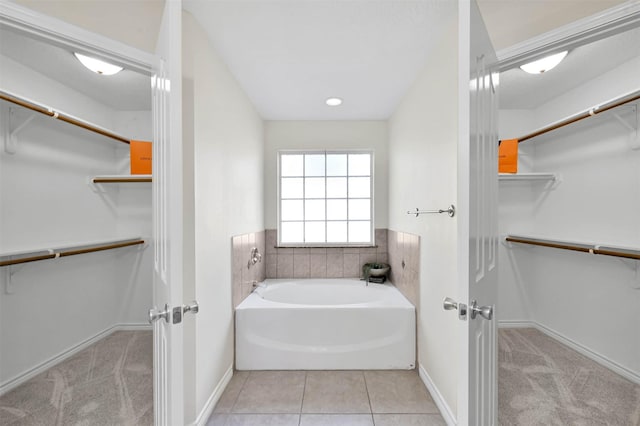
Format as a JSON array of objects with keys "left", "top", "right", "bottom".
[{"left": 407, "top": 205, "right": 455, "bottom": 218}]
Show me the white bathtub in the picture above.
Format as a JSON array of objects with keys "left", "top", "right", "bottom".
[{"left": 235, "top": 278, "right": 415, "bottom": 370}]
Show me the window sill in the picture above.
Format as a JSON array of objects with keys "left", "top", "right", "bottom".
[{"left": 274, "top": 245, "right": 379, "bottom": 249}]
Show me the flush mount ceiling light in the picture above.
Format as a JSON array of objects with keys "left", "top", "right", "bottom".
[
  {"left": 520, "top": 51, "right": 568, "bottom": 75},
  {"left": 74, "top": 53, "right": 123, "bottom": 75},
  {"left": 325, "top": 97, "right": 343, "bottom": 106}
]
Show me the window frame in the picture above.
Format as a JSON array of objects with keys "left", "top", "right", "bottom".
[{"left": 276, "top": 149, "right": 375, "bottom": 247}]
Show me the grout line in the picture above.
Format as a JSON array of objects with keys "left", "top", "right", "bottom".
[
  {"left": 363, "top": 370, "right": 374, "bottom": 418},
  {"left": 298, "top": 370, "right": 307, "bottom": 426},
  {"left": 228, "top": 371, "right": 251, "bottom": 414}
]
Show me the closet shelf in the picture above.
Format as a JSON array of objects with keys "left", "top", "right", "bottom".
[
  {"left": 504, "top": 90, "right": 640, "bottom": 144},
  {"left": 505, "top": 235, "right": 640, "bottom": 261},
  {"left": 499, "top": 173, "right": 556, "bottom": 181},
  {"left": 92, "top": 175, "right": 152, "bottom": 183},
  {"left": 0, "top": 237, "right": 145, "bottom": 267},
  {"left": 0, "top": 89, "right": 130, "bottom": 144}
]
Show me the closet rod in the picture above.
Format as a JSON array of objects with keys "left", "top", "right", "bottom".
[
  {"left": 516, "top": 91, "right": 640, "bottom": 143},
  {"left": 0, "top": 239, "right": 144, "bottom": 267},
  {"left": 505, "top": 236, "right": 640, "bottom": 261},
  {"left": 0, "top": 90, "right": 130, "bottom": 144}
]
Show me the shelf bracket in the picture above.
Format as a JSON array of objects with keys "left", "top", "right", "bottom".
[
  {"left": 618, "top": 258, "right": 640, "bottom": 289},
  {"left": 3, "top": 106, "right": 36, "bottom": 154},
  {"left": 611, "top": 105, "right": 639, "bottom": 150},
  {"left": 87, "top": 176, "right": 106, "bottom": 193},
  {"left": 4, "top": 265, "right": 15, "bottom": 294}
]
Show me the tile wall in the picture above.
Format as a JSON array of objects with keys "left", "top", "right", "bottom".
[
  {"left": 387, "top": 230, "right": 420, "bottom": 309},
  {"left": 265, "top": 229, "right": 389, "bottom": 279},
  {"left": 231, "top": 228, "right": 420, "bottom": 310},
  {"left": 231, "top": 231, "right": 266, "bottom": 308}
]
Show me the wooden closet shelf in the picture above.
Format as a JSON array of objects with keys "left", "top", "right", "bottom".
[
  {"left": 0, "top": 89, "right": 131, "bottom": 144},
  {"left": 505, "top": 235, "right": 640, "bottom": 261},
  {"left": 499, "top": 173, "right": 556, "bottom": 181},
  {"left": 0, "top": 238, "right": 145, "bottom": 267},
  {"left": 503, "top": 90, "right": 640, "bottom": 144},
  {"left": 92, "top": 175, "right": 152, "bottom": 183}
]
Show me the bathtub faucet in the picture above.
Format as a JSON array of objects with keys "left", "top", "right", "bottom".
[{"left": 248, "top": 247, "right": 262, "bottom": 268}]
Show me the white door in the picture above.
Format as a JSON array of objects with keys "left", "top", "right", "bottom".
[
  {"left": 457, "top": 1, "right": 499, "bottom": 425},
  {"left": 150, "top": 1, "right": 184, "bottom": 425}
]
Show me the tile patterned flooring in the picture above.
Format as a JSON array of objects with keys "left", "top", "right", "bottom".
[{"left": 207, "top": 370, "right": 446, "bottom": 426}]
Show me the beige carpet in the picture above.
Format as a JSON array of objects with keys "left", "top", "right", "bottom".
[
  {"left": 0, "top": 330, "right": 152, "bottom": 426},
  {"left": 499, "top": 328, "right": 640, "bottom": 426}
]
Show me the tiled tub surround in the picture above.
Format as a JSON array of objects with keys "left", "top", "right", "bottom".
[
  {"left": 265, "top": 229, "right": 389, "bottom": 279},
  {"left": 232, "top": 231, "right": 266, "bottom": 308},
  {"left": 387, "top": 230, "right": 420, "bottom": 309},
  {"left": 234, "top": 229, "right": 419, "bottom": 309}
]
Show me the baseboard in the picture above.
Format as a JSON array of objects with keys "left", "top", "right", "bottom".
[
  {"left": 194, "top": 365, "right": 234, "bottom": 426},
  {"left": 500, "top": 320, "right": 640, "bottom": 385},
  {"left": 498, "top": 320, "right": 535, "bottom": 329},
  {"left": 0, "top": 323, "right": 151, "bottom": 396},
  {"left": 418, "top": 364, "right": 456, "bottom": 426}
]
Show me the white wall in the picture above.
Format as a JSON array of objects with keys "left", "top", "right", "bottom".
[
  {"left": 264, "top": 121, "right": 388, "bottom": 230},
  {"left": 498, "top": 54, "right": 640, "bottom": 380},
  {"left": 182, "top": 11, "right": 264, "bottom": 423},
  {"left": 388, "top": 3, "right": 459, "bottom": 417},
  {"left": 0, "top": 52, "right": 152, "bottom": 389}
]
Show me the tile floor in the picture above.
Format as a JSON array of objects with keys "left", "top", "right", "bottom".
[{"left": 206, "top": 370, "right": 446, "bottom": 426}]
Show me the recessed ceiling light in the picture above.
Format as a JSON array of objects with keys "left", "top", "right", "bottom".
[
  {"left": 74, "top": 52, "right": 123, "bottom": 75},
  {"left": 520, "top": 51, "right": 568, "bottom": 75},
  {"left": 325, "top": 97, "right": 343, "bottom": 106}
]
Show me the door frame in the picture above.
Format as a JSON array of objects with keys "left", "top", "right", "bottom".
[
  {"left": 0, "top": 0, "right": 175, "bottom": 422},
  {"left": 456, "top": 1, "right": 640, "bottom": 424}
]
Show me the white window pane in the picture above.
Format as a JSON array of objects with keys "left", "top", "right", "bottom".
[
  {"left": 327, "top": 154, "right": 347, "bottom": 176},
  {"left": 349, "top": 154, "right": 370, "bottom": 176},
  {"left": 326, "top": 177, "right": 347, "bottom": 198},
  {"left": 281, "top": 154, "right": 303, "bottom": 176},
  {"left": 281, "top": 178, "right": 303, "bottom": 199},
  {"left": 348, "top": 221, "right": 371, "bottom": 243},
  {"left": 327, "top": 199, "right": 347, "bottom": 220},
  {"left": 281, "top": 222, "right": 303, "bottom": 243},
  {"left": 348, "top": 199, "right": 370, "bottom": 220},
  {"left": 281, "top": 200, "right": 303, "bottom": 221},
  {"left": 305, "top": 222, "right": 325, "bottom": 243},
  {"left": 305, "top": 200, "right": 325, "bottom": 221},
  {"left": 327, "top": 221, "right": 348, "bottom": 243},
  {"left": 305, "top": 154, "right": 325, "bottom": 176},
  {"left": 305, "top": 177, "right": 325, "bottom": 198},
  {"left": 348, "top": 177, "right": 370, "bottom": 198}
]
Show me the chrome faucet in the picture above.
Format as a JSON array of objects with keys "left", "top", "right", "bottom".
[{"left": 248, "top": 247, "right": 262, "bottom": 268}]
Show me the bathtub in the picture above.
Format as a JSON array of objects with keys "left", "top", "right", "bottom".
[{"left": 235, "top": 278, "right": 415, "bottom": 370}]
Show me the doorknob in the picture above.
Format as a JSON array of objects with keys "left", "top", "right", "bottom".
[
  {"left": 470, "top": 300, "right": 493, "bottom": 320},
  {"left": 149, "top": 304, "right": 170, "bottom": 323},
  {"left": 183, "top": 301, "right": 199, "bottom": 315},
  {"left": 443, "top": 297, "right": 467, "bottom": 320}
]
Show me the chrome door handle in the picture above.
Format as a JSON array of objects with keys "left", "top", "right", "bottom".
[
  {"left": 470, "top": 300, "right": 493, "bottom": 320},
  {"left": 149, "top": 304, "right": 170, "bottom": 323},
  {"left": 443, "top": 297, "right": 467, "bottom": 320},
  {"left": 183, "top": 300, "right": 199, "bottom": 315}
]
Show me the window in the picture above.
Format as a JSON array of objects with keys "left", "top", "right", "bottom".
[{"left": 278, "top": 150, "right": 374, "bottom": 246}]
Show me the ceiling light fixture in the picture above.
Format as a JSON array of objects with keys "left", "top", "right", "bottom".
[
  {"left": 520, "top": 51, "right": 568, "bottom": 75},
  {"left": 74, "top": 53, "right": 123, "bottom": 75},
  {"left": 325, "top": 97, "right": 343, "bottom": 106}
]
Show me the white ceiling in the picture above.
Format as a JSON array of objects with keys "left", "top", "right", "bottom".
[
  {"left": 0, "top": 26, "right": 151, "bottom": 111},
  {"left": 500, "top": 25, "right": 640, "bottom": 109},
  {"left": 2, "top": 1, "right": 637, "bottom": 117},
  {"left": 183, "top": 0, "right": 637, "bottom": 120},
  {"left": 183, "top": 0, "right": 457, "bottom": 121}
]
